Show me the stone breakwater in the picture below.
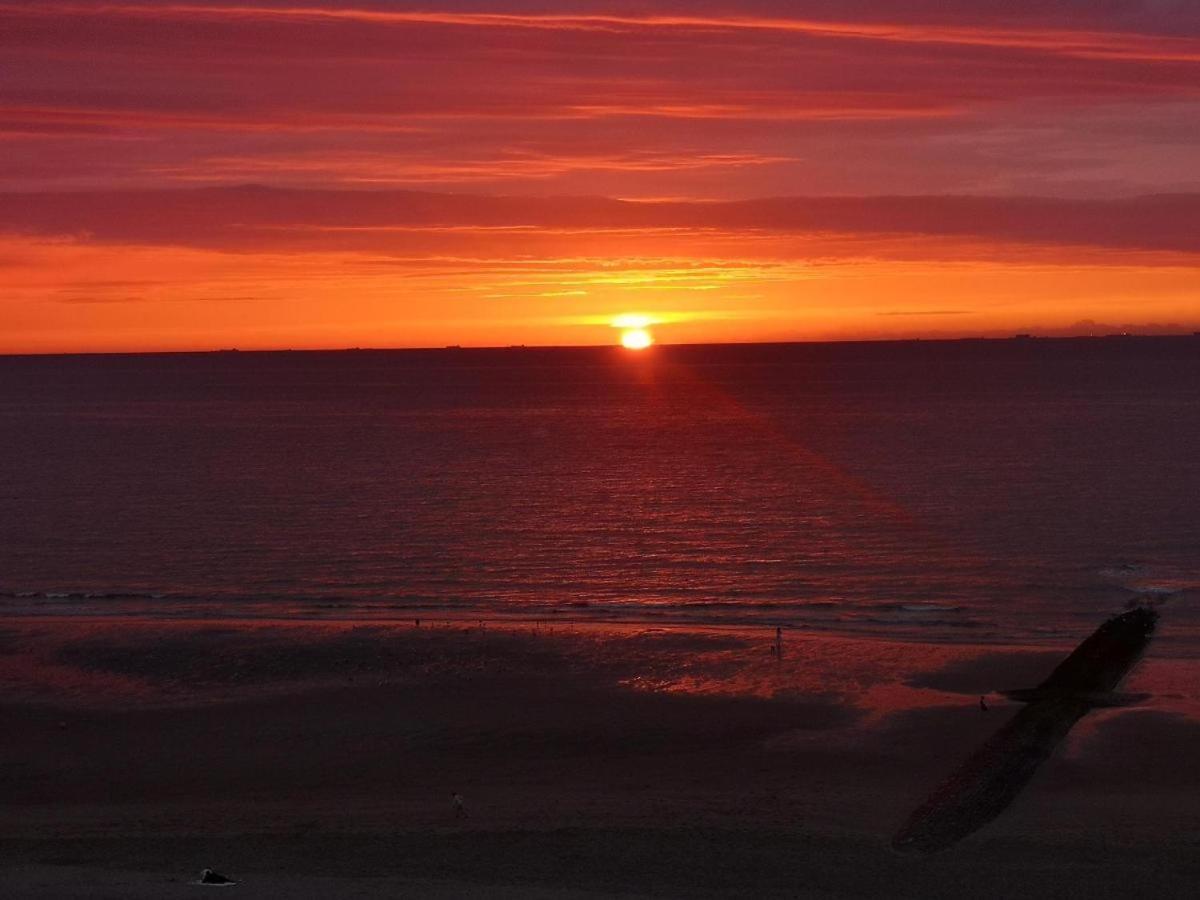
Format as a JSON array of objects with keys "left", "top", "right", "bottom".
[{"left": 893, "top": 606, "right": 1158, "bottom": 854}]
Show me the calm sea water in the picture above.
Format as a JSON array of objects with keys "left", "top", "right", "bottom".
[{"left": 2, "top": 339, "right": 1197, "bottom": 648}]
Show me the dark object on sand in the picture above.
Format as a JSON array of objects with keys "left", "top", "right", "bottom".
[
  {"left": 893, "top": 606, "right": 1157, "bottom": 854},
  {"left": 198, "top": 868, "right": 236, "bottom": 885}
]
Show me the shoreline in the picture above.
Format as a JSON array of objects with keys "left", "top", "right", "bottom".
[{"left": 3, "top": 616, "right": 1198, "bottom": 897}]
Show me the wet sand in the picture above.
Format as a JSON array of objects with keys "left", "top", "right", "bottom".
[{"left": 2, "top": 617, "right": 1198, "bottom": 897}]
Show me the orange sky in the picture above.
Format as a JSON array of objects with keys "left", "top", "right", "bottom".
[{"left": 2, "top": 2, "right": 1199, "bottom": 352}]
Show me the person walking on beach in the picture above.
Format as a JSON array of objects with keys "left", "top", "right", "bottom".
[
  {"left": 452, "top": 792, "right": 467, "bottom": 821},
  {"left": 979, "top": 695, "right": 989, "bottom": 712}
]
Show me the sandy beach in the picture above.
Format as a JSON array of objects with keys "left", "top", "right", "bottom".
[{"left": 2, "top": 616, "right": 1197, "bottom": 897}]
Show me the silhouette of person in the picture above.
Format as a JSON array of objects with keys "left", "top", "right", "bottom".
[
  {"left": 452, "top": 792, "right": 467, "bottom": 820},
  {"left": 979, "top": 695, "right": 989, "bottom": 712}
]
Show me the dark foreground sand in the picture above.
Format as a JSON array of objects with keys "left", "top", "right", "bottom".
[{"left": 2, "top": 617, "right": 1198, "bottom": 897}]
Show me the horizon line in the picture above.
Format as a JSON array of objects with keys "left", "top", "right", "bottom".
[{"left": 4, "top": 332, "right": 1197, "bottom": 360}]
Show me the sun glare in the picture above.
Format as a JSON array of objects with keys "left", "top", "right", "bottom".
[{"left": 620, "top": 328, "right": 654, "bottom": 350}]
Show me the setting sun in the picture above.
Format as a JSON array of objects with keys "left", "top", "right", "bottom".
[{"left": 620, "top": 328, "right": 654, "bottom": 350}]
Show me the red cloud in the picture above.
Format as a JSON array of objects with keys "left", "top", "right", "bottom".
[{"left": 4, "top": 188, "right": 1199, "bottom": 258}]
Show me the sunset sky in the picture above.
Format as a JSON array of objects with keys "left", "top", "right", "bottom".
[{"left": 2, "top": 1, "right": 1199, "bottom": 352}]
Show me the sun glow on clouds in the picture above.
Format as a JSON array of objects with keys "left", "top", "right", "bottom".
[
  {"left": 611, "top": 314, "right": 654, "bottom": 329},
  {"left": 2, "top": 226, "right": 1199, "bottom": 354}
]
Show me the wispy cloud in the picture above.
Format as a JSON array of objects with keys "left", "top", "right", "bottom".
[
  {"left": 5, "top": 188, "right": 1200, "bottom": 257},
  {"left": 876, "top": 309, "right": 972, "bottom": 316},
  {"left": 4, "top": 2, "right": 1199, "bottom": 198},
  {"left": 8, "top": 4, "right": 1200, "bottom": 62},
  {"left": 147, "top": 150, "right": 795, "bottom": 185}
]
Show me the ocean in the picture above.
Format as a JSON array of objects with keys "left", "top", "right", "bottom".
[{"left": 2, "top": 338, "right": 1197, "bottom": 650}]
